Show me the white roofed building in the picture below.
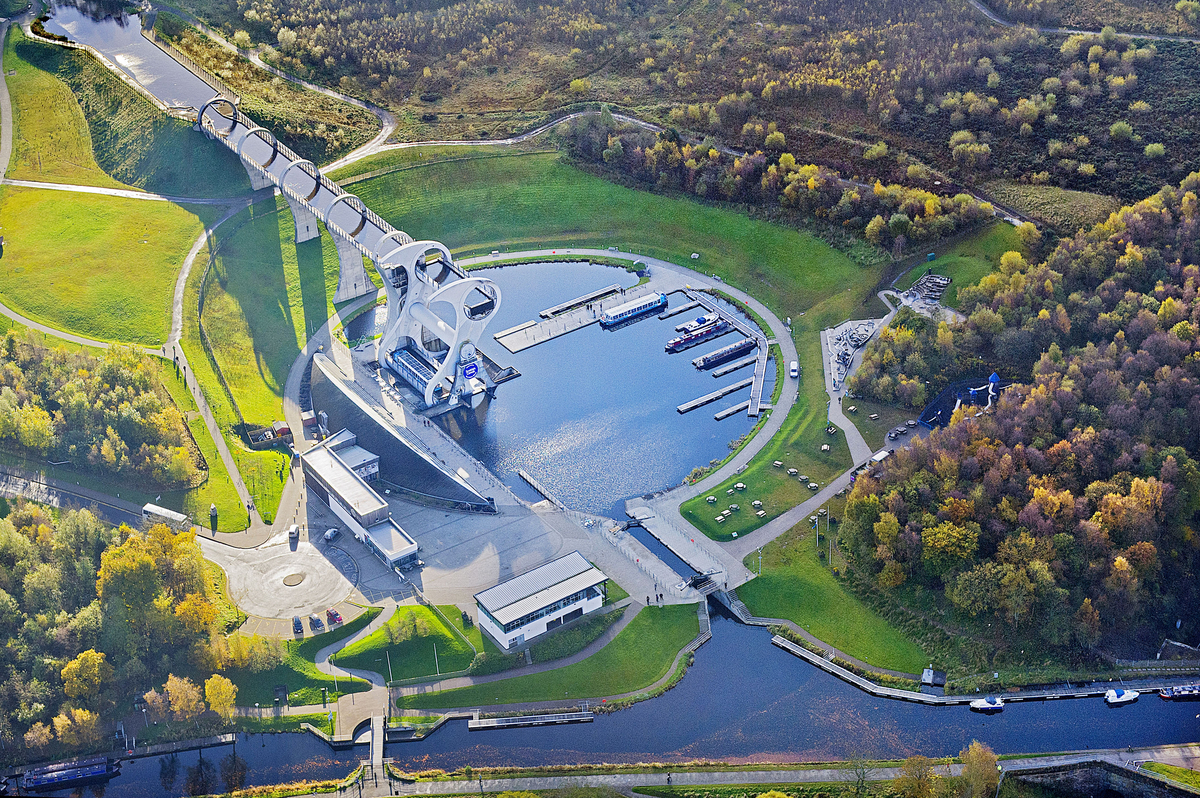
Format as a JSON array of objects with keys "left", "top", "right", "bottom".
[
  {"left": 474, "top": 551, "right": 608, "bottom": 651},
  {"left": 301, "top": 429, "right": 418, "bottom": 569}
]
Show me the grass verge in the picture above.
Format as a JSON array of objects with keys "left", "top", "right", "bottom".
[
  {"left": 203, "top": 556, "right": 248, "bottom": 634},
  {"left": 156, "top": 355, "right": 250, "bottom": 530},
  {"left": 737, "top": 521, "right": 929, "bottom": 674},
  {"left": 224, "top": 607, "right": 381, "bottom": 706},
  {"left": 1142, "top": 762, "right": 1200, "bottom": 791},
  {"left": 397, "top": 604, "right": 698, "bottom": 709}
]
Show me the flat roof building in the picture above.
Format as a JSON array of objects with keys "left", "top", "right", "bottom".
[
  {"left": 301, "top": 430, "right": 418, "bottom": 569},
  {"left": 475, "top": 551, "right": 608, "bottom": 651}
]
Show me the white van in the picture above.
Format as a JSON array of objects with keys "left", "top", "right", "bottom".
[{"left": 789, "top": 361, "right": 799, "bottom": 378}]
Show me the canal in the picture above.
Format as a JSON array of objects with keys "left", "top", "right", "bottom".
[
  {"left": 41, "top": 0, "right": 218, "bottom": 111},
  {"left": 87, "top": 608, "right": 1199, "bottom": 797}
]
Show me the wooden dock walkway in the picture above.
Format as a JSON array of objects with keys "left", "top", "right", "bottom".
[
  {"left": 493, "top": 285, "right": 661, "bottom": 353},
  {"left": 711, "top": 354, "right": 757, "bottom": 377},
  {"left": 748, "top": 344, "right": 769, "bottom": 417},
  {"left": 467, "top": 712, "right": 594, "bottom": 730},
  {"left": 540, "top": 284, "right": 621, "bottom": 318},
  {"left": 678, "top": 378, "right": 753, "bottom": 414},
  {"left": 714, "top": 399, "right": 751, "bottom": 420},
  {"left": 517, "top": 468, "right": 566, "bottom": 509},
  {"left": 659, "top": 300, "right": 701, "bottom": 320}
]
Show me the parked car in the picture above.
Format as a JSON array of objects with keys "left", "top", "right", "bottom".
[
  {"left": 326, "top": 607, "right": 343, "bottom": 624},
  {"left": 789, "top": 361, "right": 799, "bottom": 378},
  {"left": 309, "top": 613, "right": 324, "bottom": 631},
  {"left": 292, "top": 616, "right": 303, "bottom": 634},
  {"left": 323, "top": 528, "right": 340, "bottom": 541},
  {"left": 288, "top": 524, "right": 299, "bottom": 540}
]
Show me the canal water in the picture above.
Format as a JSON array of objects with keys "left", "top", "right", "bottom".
[
  {"left": 87, "top": 608, "right": 1200, "bottom": 797},
  {"left": 42, "top": 0, "right": 218, "bottom": 111},
  {"left": 435, "top": 261, "right": 771, "bottom": 518}
]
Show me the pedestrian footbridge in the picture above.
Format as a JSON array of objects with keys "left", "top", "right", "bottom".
[{"left": 196, "top": 99, "right": 514, "bottom": 408}]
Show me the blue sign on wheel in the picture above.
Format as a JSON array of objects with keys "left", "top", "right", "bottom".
[{"left": 463, "top": 363, "right": 478, "bottom": 379}]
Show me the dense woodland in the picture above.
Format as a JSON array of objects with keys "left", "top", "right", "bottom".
[
  {"left": 0, "top": 333, "right": 204, "bottom": 488},
  {"left": 0, "top": 506, "right": 228, "bottom": 753},
  {"left": 844, "top": 171, "right": 1200, "bottom": 657},
  {"left": 175, "top": 0, "right": 1200, "bottom": 210},
  {"left": 563, "top": 114, "right": 996, "bottom": 252}
]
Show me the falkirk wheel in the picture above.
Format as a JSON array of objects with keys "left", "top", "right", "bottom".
[{"left": 195, "top": 97, "right": 506, "bottom": 409}]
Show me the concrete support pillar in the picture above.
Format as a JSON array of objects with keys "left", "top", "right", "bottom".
[
  {"left": 332, "top": 231, "right": 374, "bottom": 303},
  {"left": 284, "top": 194, "right": 321, "bottom": 243},
  {"left": 240, "top": 159, "right": 275, "bottom": 192}
]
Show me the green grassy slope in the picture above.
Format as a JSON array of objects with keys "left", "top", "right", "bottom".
[
  {"left": 738, "top": 524, "right": 929, "bottom": 674},
  {"left": 398, "top": 604, "right": 699, "bottom": 708},
  {"left": 336, "top": 605, "right": 475, "bottom": 679},
  {"left": 0, "top": 187, "right": 209, "bottom": 344},
  {"left": 6, "top": 27, "right": 251, "bottom": 198}
]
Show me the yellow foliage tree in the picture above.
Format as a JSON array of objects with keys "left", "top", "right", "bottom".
[
  {"left": 61, "top": 649, "right": 112, "bottom": 702},
  {"left": 205, "top": 674, "right": 238, "bottom": 721}
]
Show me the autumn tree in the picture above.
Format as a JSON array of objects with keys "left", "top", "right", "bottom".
[
  {"left": 24, "top": 721, "right": 53, "bottom": 753},
  {"left": 960, "top": 740, "right": 999, "bottom": 798},
  {"left": 53, "top": 707, "right": 101, "bottom": 748},
  {"left": 205, "top": 674, "right": 238, "bottom": 721},
  {"left": 166, "top": 674, "right": 206, "bottom": 722},
  {"left": 893, "top": 756, "right": 937, "bottom": 798},
  {"left": 61, "top": 649, "right": 112, "bottom": 704},
  {"left": 143, "top": 687, "right": 169, "bottom": 723}
]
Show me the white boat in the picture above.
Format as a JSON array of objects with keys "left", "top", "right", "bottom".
[
  {"left": 676, "top": 312, "right": 719, "bottom": 333},
  {"left": 1105, "top": 688, "right": 1139, "bottom": 705},
  {"left": 969, "top": 695, "right": 1004, "bottom": 713}
]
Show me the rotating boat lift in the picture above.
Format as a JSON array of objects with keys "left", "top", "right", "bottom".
[{"left": 194, "top": 98, "right": 516, "bottom": 409}]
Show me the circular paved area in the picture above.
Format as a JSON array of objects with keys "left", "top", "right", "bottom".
[{"left": 203, "top": 535, "right": 357, "bottom": 619}]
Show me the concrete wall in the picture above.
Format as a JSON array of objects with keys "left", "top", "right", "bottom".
[{"left": 1015, "top": 761, "right": 1194, "bottom": 798}]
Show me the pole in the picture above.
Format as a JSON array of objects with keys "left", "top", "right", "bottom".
[
  {"left": 434, "top": 642, "right": 440, "bottom": 675},
  {"left": 386, "top": 650, "right": 393, "bottom": 682}
]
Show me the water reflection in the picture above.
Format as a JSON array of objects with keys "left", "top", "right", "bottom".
[{"left": 434, "top": 262, "right": 772, "bottom": 517}]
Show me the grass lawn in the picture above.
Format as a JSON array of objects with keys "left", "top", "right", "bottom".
[
  {"left": 0, "top": 186, "right": 212, "bottom": 344},
  {"left": 737, "top": 521, "right": 929, "bottom": 674},
  {"left": 604, "top": 579, "right": 629, "bottom": 604},
  {"left": 224, "top": 607, "right": 381, "bottom": 706},
  {"left": 982, "top": 181, "right": 1122, "bottom": 234},
  {"left": 203, "top": 198, "right": 352, "bottom": 428},
  {"left": 397, "top": 604, "right": 698, "bottom": 708},
  {"left": 336, "top": 605, "right": 476, "bottom": 680},
  {"left": 842, "top": 397, "right": 915, "bottom": 453},
  {"left": 3, "top": 28, "right": 124, "bottom": 188},
  {"left": 529, "top": 607, "right": 624, "bottom": 663},
  {"left": 203, "top": 556, "right": 248, "bottom": 634},
  {"left": 1143, "top": 762, "right": 1200, "bottom": 790},
  {"left": 893, "top": 223, "right": 1024, "bottom": 308}
]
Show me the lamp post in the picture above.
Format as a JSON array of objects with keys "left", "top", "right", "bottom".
[
  {"left": 757, "top": 547, "right": 763, "bottom": 575},
  {"left": 386, "top": 650, "right": 393, "bottom": 682},
  {"left": 141, "top": 707, "right": 148, "bottom": 728}
]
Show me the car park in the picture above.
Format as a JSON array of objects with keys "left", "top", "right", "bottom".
[
  {"left": 326, "top": 608, "right": 343, "bottom": 624},
  {"left": 292, "top": 616, "right": 303, "bottom": 634}
]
